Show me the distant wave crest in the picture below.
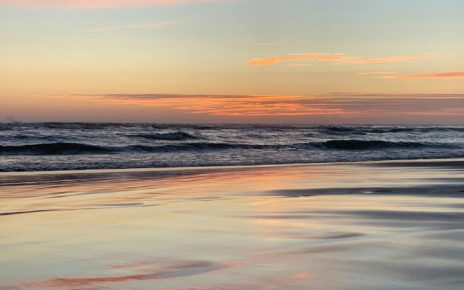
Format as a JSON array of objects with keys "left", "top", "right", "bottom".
[
  {"left": 0, "top": 140, "right": 452, "bottom": 156},
  {"left": 0, "top": 143, "right": 111, "bottom": 155},
  {"left": 131, "top": 131, "right": 198, "bottom": 141},
  {"left": 319, "top": 126, "right": 464, "bottom": 135},
  {"left": 313, "top": 140, "right": 428, "bottom": 150}
]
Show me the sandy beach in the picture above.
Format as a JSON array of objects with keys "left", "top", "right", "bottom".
[{"left": 1, "top": 159, "right": 464, "bottom": 290}]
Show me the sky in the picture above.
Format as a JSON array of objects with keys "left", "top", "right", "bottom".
[{"left": 1, "top": 0, "right": 463, "bottom": 124}]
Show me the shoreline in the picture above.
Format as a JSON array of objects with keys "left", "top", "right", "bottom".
[{"left": 1, "top": 157, "right": 464, "bottom": 176}]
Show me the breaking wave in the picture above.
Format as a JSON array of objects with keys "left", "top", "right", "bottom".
[{"left": 1, "top": 123, "right": 463, "bottom": 171}]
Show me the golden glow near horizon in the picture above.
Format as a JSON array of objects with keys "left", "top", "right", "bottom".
[{"left": 0, "top": 0, "right": 463, "bottom": 123}]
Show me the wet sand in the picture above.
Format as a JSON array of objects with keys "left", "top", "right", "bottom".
[{"left": 1, "top": 159, "right": 464, "bottom": 289}]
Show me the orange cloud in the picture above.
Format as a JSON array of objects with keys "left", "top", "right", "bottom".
[
  {"left": 382, "top": 71, "right": 464, "bottom": 79},
  {"left": 247, "top": 53, "right": 434, "bottom": 66},
  {"left": 53, "top": 93, "right": 464, "bottom": 121},
  {"left": 0, "top": 0, "right": 226, "bottom": 8},
  {"left": 57, "top": 94, "right": 351, "bottom": 116}
]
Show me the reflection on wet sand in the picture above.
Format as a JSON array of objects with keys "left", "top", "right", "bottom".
[{"left": 1, "top": 160, "right": 464, "bottom": 289}]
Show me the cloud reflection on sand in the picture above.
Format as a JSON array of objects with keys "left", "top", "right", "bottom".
[
  {"left": 1, "top": 160, "right": 464, "bottom": 289},
  {"left": 25, "top": 260, "right": 248, "bottom": 288}
]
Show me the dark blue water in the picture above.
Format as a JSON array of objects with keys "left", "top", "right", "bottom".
[{"left": 1, "top": 123, "right": 463, "bottom": 171}]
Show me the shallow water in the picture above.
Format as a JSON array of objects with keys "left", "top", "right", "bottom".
[{"left": 1, "top": 161, "right": 464, "bottom": 289}]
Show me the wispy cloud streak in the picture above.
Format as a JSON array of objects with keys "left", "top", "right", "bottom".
[
  {"left": 0, "top": 0, "right": 226, "bottom": 8},
  {"left": 247, "top": 53, "right": 436, "bottom": 66},
  {"left": 358, "top": 71, "right": 396, "bottom": 76},
  {"left": 381, "top": 71, "right": 464, "bottom": 79},
  {"left": 88, "top": 21, "right": 179, "bottom": 32}
]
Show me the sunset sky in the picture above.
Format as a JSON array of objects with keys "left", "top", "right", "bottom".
[{"left": 1, "top": 0, "right": 463, "bottom": 123}]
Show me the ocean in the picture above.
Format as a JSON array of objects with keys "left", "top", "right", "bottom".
[{"left": 1, "top": 123, "right": 463, "bottom": 171}]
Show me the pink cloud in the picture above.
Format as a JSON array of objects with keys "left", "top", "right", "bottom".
[
  {"left": 247, "top": 53, "right": 435, "bottom": 66},
  {"left": 0, "top": 0, "right": 227, "bottom": 8}
]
